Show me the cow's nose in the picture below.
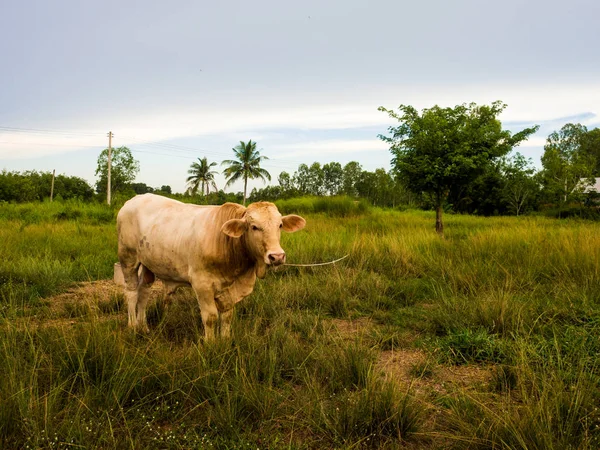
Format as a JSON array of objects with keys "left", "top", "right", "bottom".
[{"left": 268, "top": 252, "right": 286, "bottom": 265}]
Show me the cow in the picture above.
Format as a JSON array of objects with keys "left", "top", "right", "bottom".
[{"left": 116, "top": 193, "right": 306, "bottom": 340}]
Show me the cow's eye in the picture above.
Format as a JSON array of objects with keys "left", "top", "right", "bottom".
[
  {"left": 279, "top": 223, "right": 283, "bottom": 228},
  {"left": 251, "top": 225, "right": 259, "bottom": 231}
]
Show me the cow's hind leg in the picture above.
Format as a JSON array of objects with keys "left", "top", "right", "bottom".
[{"left": 135, "top": 265, "right": 155, "bottom": 332}]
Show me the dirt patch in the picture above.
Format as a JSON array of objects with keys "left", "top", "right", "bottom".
[
  {"left": 330, "top": 317, "right": 373, "bottom": 339},
  {"left": 12, "top": 279, "right": 174, "bottom": 331},
  {"left": 48, "top": 279, "right": 169, "bottom": 309},
  {"left": 378, "top": 349, "right": 429, "bottom": 384},
  {"left": 47, "top": 280, "right": 123, "bottom": 309},
  {"left": 378, "top": 348, "right": 491, "bottom": 394},
  {"left": 331, "top": 319, "right": 492, "bottom": 395}
]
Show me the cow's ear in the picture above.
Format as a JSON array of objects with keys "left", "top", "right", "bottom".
[
  {"left": 281, "top": 215, "right": 306, "bottom": 233},
  {"left": 221, "top": 219, "right": 247, "bottom": 238}
]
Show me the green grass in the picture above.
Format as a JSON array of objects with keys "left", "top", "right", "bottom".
[{"left": 1, "top": 200, "right": 599, "bottom": 448}]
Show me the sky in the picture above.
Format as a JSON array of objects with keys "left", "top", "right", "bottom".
[{"left": 1, "top": 0, "right": 599, "bottom": 194}]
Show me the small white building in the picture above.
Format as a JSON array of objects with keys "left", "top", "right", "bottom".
[{"left": 583, "top": 177, "right": 600, "bottom": 194}]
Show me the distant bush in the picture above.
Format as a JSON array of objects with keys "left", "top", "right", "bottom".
[
  {"left": 537, "top": 205, "right": 600, "bottom": 220},
  {"left": 276, "top": 196, "right": 369, "bottom": 217},
  {"left": 0, "top": 170, "right": 94, "bottom": 202}
]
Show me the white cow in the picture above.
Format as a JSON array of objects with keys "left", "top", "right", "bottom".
[{"left": 116, "top": 194, "right": 306, "bottom": 339}]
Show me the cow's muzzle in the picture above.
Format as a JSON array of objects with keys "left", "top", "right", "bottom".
[{"left": 267, "top": 252, "right": 286, "bottom": 266}]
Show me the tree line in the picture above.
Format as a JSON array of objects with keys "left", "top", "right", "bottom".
[{"left": 2, "top": 101, "right": 599, "bottom": 230}]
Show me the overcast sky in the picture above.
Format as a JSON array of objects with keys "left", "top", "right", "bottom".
[{"left": 1, "top": 0, "right": 599, "bottom": 194}]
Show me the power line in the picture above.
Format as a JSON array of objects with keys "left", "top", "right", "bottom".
[
  {"left": 0, "top": 125, "right": 325, "bottom": 170},
  {"left": 109, "top": 134, "right": 314, "bottom": 166},
  {"left": 0, "top": 126, "right": 103, "bottom": 137},
  {"left": 0, "top": 141, "right": 99, "bottom": 147}
]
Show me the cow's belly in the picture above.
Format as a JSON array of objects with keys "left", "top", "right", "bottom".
[{"left": 138, "top": 246, "right": 191, "bottom": 284}]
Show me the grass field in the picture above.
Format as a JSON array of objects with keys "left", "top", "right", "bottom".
[{"left": 1, "top": 199, "right": 599, "bottom": 449}]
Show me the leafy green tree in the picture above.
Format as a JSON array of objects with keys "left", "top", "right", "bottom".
[
  {"left": 277, "top": 171, "right": 298, "bottom": 198},
  {"left": 323, "top": 162, "right": 343, "bottom": 196},
  {"left": 307, "top": 162, "right": 325, "bottom": 196},
  {"left": 57, "top": 174, "right": 95, "bottom": 201},
  {"left": 501, "top": 152, "right": 538, "bottom": 216},
  {"left": 342, "top": 161, "right": 362, "bottom": 197},
  {"left": 354, "top": 169, "right": 398, "bottom": 206},
  {"left": 379, "top": 101, "right": 538, "bottom": 235},
  {"left": 541, "top": 123, "right": 595, "bottom": 206},
  {"left": 95, "top": 146, "right": 140, "bottom": 195},
  {"left": 355, "top": 170, "right": 376, "bottom": 203},
  {"left": 278, "top": 171, "right": 292, "bottom": 191},
  {"left": 222, "top": 140, "right": 271, "bottom": 206},
  {"left": 293, "top": 164, "right": 310, "bottom": 195},
  {"left": 187, "top": 157, "right": 218, "bottom": 198},
  {"left": 372, "top": 169, "right": 396, "bottom": 207}
]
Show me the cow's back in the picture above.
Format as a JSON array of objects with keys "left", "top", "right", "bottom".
[{"left": 118, "top": 194, "right": 198, "bottom": 246}]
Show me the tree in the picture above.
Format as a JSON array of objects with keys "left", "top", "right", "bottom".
[
  {"left": 278, "top": 171, "right": 292, "bottom": 191},
  {"left": 95, "top": 146, "right": 140, "bottom": 195},
  {"left": 540, "top": 123, "right": 595, "bottom": 206},
  {"left": 293, "top": 164, "right": 310, "bottom": 195},
  {"left": 323, "top": 162, "right": 343, "bottom": 196},
  {"left": 447, "top": 162, "right": 506, "bottom": 215},
  {"left": 187, "top": 157, "right": 218, "bottom": 198},
  {"left": 222, "top": 140, "right": 271, "bottom": 206},
  {"left": 341, "top": 161, "right": 362, "bottom": 197},
  {"left": 379, "top": 101, "right": 538, "bottom": 235},
  {"left": 501, "top": 152, "right": 538, "bottom": 216},
  {"left": 277, "top": 171, "right": 298, "bottom": 198},
  {"left": 355, "top": 170, "right": 377, "bottom": 202},
  {"left": 307, "top": 162, "right": 325, "bottom": 196}
]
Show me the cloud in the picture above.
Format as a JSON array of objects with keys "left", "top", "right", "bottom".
[
  {"left": 0, "top": 131, "right": 103, "bottom": 159},
  {"left": 272, "top": 139, "right": 389, "bottom": 159},
  {"left": 2, "top": 81, "right": 599, "bottom": 165}
]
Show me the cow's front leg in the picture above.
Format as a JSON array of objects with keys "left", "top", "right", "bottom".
[{"left": 192, "top": 281, "right": 218, "bottom": 341}]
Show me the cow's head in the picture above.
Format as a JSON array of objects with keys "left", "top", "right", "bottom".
[{"left": 221, "top": 202, "right": 306, "bottom": 278}]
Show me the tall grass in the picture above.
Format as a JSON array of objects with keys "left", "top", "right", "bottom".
[
  {"left": 0, "top": 201, "right": 116, "bottom": 304},
  {"left": 1, "top": 200, "right": 599, "bottom": 448}
]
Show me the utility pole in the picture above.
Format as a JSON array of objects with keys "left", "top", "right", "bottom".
[
  {"left": 50, "top": 169, "right": 55, "bottom": 202},
  {"left": 107, "top": 131, "right": 113, "bottom": 205}
]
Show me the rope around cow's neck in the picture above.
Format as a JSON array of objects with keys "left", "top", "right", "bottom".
[{"left": 282, "top": 254, "right": 349, "bottom": 267}]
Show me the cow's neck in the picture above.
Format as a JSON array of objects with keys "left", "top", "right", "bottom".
[{"left": 223, "top": 233, "right": 256, "bottom": 277}]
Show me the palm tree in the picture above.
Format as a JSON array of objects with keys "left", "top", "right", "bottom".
[
  {"left": 222, "top": 140, "right": 271, "bottom": 205},
  {"left": 186, "top": 157, "right": 218, "bottom": 198}
]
